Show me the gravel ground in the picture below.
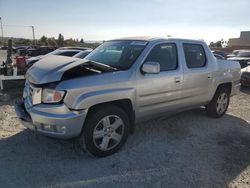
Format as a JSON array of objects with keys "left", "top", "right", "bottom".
[{"left": 0, "top": 87, "right": 249, "bottom": 188}]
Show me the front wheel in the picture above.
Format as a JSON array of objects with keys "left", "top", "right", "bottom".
[
  {"left": 206, "top": 87, "right": 230, "bottom": 118},
  {"left": 80, "top": 105, "right": 130, "bottom": 157}
]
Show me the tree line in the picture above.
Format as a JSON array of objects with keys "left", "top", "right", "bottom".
[
  {"left": 0, "top": 35, "right": 228, "bottom": 49},
  {"left": 0, "top": 33, "right": 100, "bottom": 49},
  {"left": 38, "top": 33, "right": 85, "bottom": 47},
  {"left": 209, "top": 39, "right": 227, "bottom": 48}
]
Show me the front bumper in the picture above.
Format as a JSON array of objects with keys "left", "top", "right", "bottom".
[{"left": 15, "top": 99, "right": 87, "bottom": 139}]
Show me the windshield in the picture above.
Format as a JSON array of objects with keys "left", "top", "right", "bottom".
[
  {"left": 85, "top": 40, "right": 147, "bottom": 70},
  {"left": 237, "top": 51, "right": 250, "bottom": 57}
]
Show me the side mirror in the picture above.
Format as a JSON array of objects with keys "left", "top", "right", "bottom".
[{"left": 142, "top": 61, "right": 160, "bottom": 74}]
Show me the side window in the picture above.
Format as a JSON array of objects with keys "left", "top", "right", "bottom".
[
  {"left": 145, "top": 43, "right": 178, "bottom": 71},
  {"left": 183, "top": 44, "right": 206, "bottom": 68}
]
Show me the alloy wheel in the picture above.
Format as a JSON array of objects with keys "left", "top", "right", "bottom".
[
  {"left": 93, "top": 115, "right": 125, "bottom": 151},
  {"left": 216, "top": 92, "right": 228, "bottom": 114}
]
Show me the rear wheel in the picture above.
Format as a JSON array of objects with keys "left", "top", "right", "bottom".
[
  {"left": 80, "top": 105, "right": 130, "bottom": 157},
  {"left": 206, "top": 87, "right": 230, "bottom": 118}
]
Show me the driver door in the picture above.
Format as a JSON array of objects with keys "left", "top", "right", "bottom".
[{"left": 135, "top": 42, "right": 183, "bottom": 120}]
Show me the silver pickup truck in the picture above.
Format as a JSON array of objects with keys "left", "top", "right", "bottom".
[{"left": 15, "top": 37, "right": 241, "bottom": 157}]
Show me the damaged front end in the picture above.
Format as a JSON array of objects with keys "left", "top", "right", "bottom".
[
  {"left": 15, "top": 55, "right": 111, "bottom": 139},
  {"left": 26, "top": 55, "right": 104, "bottom": 85},
  {"left": 15, "top": 77, "right": 88, "bottom": 139}
]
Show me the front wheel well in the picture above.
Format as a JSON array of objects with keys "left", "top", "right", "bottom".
[
  {"left": 86, "top": 99, "right": 135, "bottom": 133},
  {"left": 217, "top": 82, "right": 232, "bottom": 94}
]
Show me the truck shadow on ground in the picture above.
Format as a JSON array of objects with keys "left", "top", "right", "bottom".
[{"left": 0, "top": 109, "right": 250, "bottom": 188}]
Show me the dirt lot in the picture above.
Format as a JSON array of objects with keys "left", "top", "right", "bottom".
[{"left": 0, "top": 86, "right": 249, "bottom": 188}]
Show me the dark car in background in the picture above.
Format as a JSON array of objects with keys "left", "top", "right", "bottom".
[
  {"left": 211, "top": 50, "right": 227, "bottom": 59},
  {"left": 13, "top": 46, "right": 28, "bottom": 53},
  {"left": 16, "top": 46, "right": 57, "bottom": 56},
  {"left": 1, "top": 45, "right": 25, "bottom": 53},
  {"left": 228, "top": 50, "right": 250, "bottom": 86},
  {"left": 27, "top": 46, "right": 57, "bottom": 56},
  {"left": 213, "top": 53, "right": 226, "bottom": 60},
  {"left": 16, "top": 46, "right": 49, "bottom": 56},
  {"left": 228, "top": 50, "right": 250, "bottom": 69},
  {"left": 227, "top": 50, "right": 242, "bottom": 58}
]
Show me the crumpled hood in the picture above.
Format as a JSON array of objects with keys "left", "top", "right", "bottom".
[{"left": 26, "top": 55, "right": 88, "bottom": 84}]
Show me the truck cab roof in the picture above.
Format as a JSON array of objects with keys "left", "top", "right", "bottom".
[{"left": 111, "top": 36, "right": 205, "bottom": 44}]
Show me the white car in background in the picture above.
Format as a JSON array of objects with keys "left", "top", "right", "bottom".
[
  {"left": 26, "top": 47, "right": 92, "bottom": 68},
  {"left": 228, "top": 50, "right": 250, "bottom": 86}
]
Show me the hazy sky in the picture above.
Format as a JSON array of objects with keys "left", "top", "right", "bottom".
[{"left": 0, "top": 0, "right": 249, "bottom": 43}]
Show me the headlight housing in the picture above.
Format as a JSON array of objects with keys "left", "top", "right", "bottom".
[{"left": 42, "top": 89, "right": 66, "bottom": 103}]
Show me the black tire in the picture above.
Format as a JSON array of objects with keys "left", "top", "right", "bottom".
[
  {"left": 80, "top": 105, "right": 130, "bottom": 157},
  {"left": 206, "top": 87, "right": 230, "bottom": 118}
]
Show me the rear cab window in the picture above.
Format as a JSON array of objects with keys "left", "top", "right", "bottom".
[{"left": 183, "top": 43, "right": 206, "bottom": 68}]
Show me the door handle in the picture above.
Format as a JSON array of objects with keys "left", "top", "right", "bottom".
[
  {"left": 208, "top": 73, "right": 212, "bottom": 79},
  {"left": 175, "top": 77, "right": 181, "bottom": 84}
]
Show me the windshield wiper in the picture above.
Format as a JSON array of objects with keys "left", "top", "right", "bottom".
[{"left": 86, "top": 60, "right": 118, "bottom": 71}]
